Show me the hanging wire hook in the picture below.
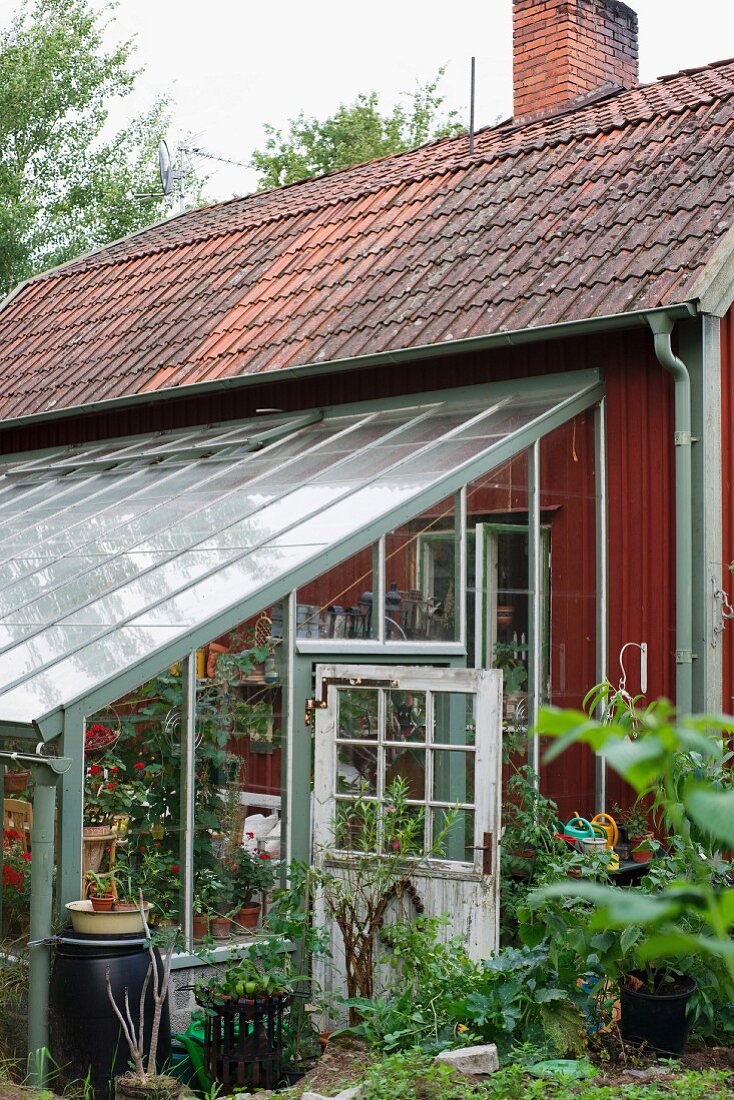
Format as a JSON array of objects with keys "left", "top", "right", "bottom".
[{"left": 618, "top": 641, "right": 648, "bottom": 695}]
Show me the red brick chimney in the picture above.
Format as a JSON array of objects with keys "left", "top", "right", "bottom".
[{"left": 513, "top": 0, "right": 639, "bottom": 123}]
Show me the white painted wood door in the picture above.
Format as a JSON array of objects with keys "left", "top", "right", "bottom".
[{"left": 312, "top": 665, "right": 502, "bottom": 1008}]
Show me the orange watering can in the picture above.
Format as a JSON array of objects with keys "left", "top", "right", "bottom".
[{"left": 591, "top": 812, "right": 619, "bottom": 850}]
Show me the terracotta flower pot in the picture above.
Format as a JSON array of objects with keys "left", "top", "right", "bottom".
[
  {"left": 192, "top": 914, "right": 210, "bottom": 940},
  {"left": 496, "top": 605, "right": 514, "bottom": 628},
  {"left": 630, "top": 834, "right": 654, "bottom": 863},
  {"left": 236, "top": 903, "right": 261, "bottom": 929},
  {"left": 211, "top": 916, "right": 232, "bottom": 939},
  {"left": 91, "top": 895, "right": 114, "bottom": 912}
]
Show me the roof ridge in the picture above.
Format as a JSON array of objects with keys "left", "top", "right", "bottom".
[
  {"left": 656, "top": 55, "right": 734, "bottom": 82},
  {"left": 25, "top": 58, "right": 734, "bottom": 288}
]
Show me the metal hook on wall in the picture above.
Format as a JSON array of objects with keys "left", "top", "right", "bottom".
[{"left": 617, "top": 641, "right": 648, "bottom": 695}]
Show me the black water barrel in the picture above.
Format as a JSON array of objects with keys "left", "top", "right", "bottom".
[{"left": 49, "top": 930, "right": 171, "bottom": 1097}]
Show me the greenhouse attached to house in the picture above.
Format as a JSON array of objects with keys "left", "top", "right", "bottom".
[
  {"left": 1, "top": 0, "right": 734, "bottom": 1086},
  {"left": 0, "top": 371, "right": 607, "bottom": 1065}
]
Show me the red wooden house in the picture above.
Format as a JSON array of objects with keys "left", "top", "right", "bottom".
[{"left": 0, "top": 0, "right": 733, "bottom": 1046}]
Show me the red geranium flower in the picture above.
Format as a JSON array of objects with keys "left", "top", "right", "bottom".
[
  {"left": 258, "top": 852, "right": 271, "bottom": 861},
  {"left": 20, "top": 851, "right": 31, "bottom": 862},
  {"left": 171, "top": 865, "right": 180, "bottom": 874},
  {"left": 89, "top": 765, "right": 102, "bottom": 775},
  {"left": 107, "top": 782, "right": 117, "bottom": 790},
  {"left": 2, "top": 866, "right": 24, "bottom": 889},
  {"left": 133, "top": 762, "right": 145, "bottom": 771}
]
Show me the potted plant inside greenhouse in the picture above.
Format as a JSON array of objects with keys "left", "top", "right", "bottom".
[
  {"left": 229, "top": 846, "right": 277, "bottom": 929},
  {"left": 192, "top": 867, "right": 228, "bottom": 941},
  {"left": 493, "top": 641, "right": 528, "bottom": 721},
  {"left": 87, "top": 870, "right": 116, "bottom": 911},
  {"left": 614, "top": 802, "right": 654, "bottom": 863},
  {"left": 1, "top": 828, "right": 31, "bottom": 939},
  {"left": 3, "top": 763, "right": 30, "bottom": 795}
]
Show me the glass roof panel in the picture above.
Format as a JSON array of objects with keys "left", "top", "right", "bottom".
[{"left": 0, "top": 374, "right": 601, "bottom": 727}]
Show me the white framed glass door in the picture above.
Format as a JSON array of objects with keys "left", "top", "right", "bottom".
[{"left": 313, "top": 663, "right": 502, "bottom": 991}]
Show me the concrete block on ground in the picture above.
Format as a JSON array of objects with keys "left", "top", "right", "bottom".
[{"left": 435, "top": 1044, "right": 500, "bottom": 1074}]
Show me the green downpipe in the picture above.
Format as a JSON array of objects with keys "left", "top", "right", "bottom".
[
  {"left": 647, "top": 313, "right": 693, "bottom": 714},
  {"left": 27, "top": 766, "right": 60, "bottom": 1086}
]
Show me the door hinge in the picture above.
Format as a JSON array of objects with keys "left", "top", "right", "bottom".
[
  {"left": 304, "top": 696, "right": 328, "bottom": 728},
  {"left": 305, "top": 676, "right": 400, "bottom": 727}
]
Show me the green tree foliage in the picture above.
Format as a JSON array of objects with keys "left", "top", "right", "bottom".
[
  {"left": 0, "top": 0, "right": 173, "bottom": 295},
  {"left": 251, "top": 70, "right": 464, "bottom": 190}
]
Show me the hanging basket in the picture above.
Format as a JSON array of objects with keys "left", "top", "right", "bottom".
[{"left": 85, "top": 718, "right": 121, "bottom": 755}]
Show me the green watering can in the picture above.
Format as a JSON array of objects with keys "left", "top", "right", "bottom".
[{"left": 563, "top": 815, "right": 597, "bottom": 842}]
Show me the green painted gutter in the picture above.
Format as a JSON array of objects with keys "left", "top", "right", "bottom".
[{"left": 647, "top": 313, "right": 694, "bottom": 714}]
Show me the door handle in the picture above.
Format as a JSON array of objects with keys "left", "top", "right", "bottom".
[{"left": 473, "top": 831, "right": 493, "bottom": 875}]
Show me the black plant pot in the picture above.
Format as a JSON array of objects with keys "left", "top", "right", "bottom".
[{"left": 619, "top": 973, "right": 696, "bottom": 1056}]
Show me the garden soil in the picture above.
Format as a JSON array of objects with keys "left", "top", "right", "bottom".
[{"left": 249, "top": 1038, "right": 734, "bottom": 1097}]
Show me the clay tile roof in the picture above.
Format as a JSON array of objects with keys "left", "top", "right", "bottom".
[{"left": 1, "top": 58, "right": 733, "bottom": 421}]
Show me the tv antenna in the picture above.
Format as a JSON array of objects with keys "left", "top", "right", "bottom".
[
  {"left": 134, "top": 139, "right": 190, "bottom": 214},
  {"left": 134, "top": 139, "right": 251, "bottom": 211}
]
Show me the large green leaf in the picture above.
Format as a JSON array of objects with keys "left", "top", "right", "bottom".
[
  {"left": 638, "top": 931, "right": 734, "bottom": 964},
  {"left": 601, "top": 736, "right": 669, "bottom": 791},
  {"left": 537, "top": 707, "right": 618, "bottom": 762},
  {"left": 684, "top": 784, "right": 734, "bottom": 849},
  {"left": 532, "top": 881, "right": 685, "bottom": 926}
]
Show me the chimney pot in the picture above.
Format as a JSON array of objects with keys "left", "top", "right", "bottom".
[{"left": 513, "top": 0, "right": 639, "bottom": 123}]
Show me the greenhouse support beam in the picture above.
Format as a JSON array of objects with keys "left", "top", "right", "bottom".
[
  {"left": 648, "top": 313, "right": 694, "bottom": 714},
  {"left": 0, "top": 749, "right": 71, "bottom": 1088},
  {"left": 180, "top": 652, "right": 196, "bottom": 953},
  {"left": 57, "top": 708, "right": 85, "bottom": 913}
]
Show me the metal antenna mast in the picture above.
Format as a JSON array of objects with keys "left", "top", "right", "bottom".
[{"left": 469, "top": 56, "right": 476, "bottom": 155}]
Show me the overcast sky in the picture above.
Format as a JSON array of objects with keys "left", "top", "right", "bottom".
[{"left": 5, "top": 0, "right": 734, "bottom": 202}]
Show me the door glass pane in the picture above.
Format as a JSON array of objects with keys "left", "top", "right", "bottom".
[
  {"left": 433, "top": 693, "right": 476, "bottom": 746},
  {"left": 383, "top": 803, "right": 426, "bottom": 856},
  {"left": 432, "top": 807, "right": 474, "bottom": 862},
  {"left": 385, "top": 689, "right": 426, "bottom": 742},
  {"left": 432, "top": 750, "right": 475, "bottom": 805},
  {"left": 385, "top": 746, "right": 426, "bottom": 799},
  {"left": 335, "top": 688, "right": 378, "bottom": 739},
  {"left": 334, "top": 799, "right": 377, "bottom": 851},
  {"left": 336, "top": 744, "right": 378, "bottom": 795}
]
